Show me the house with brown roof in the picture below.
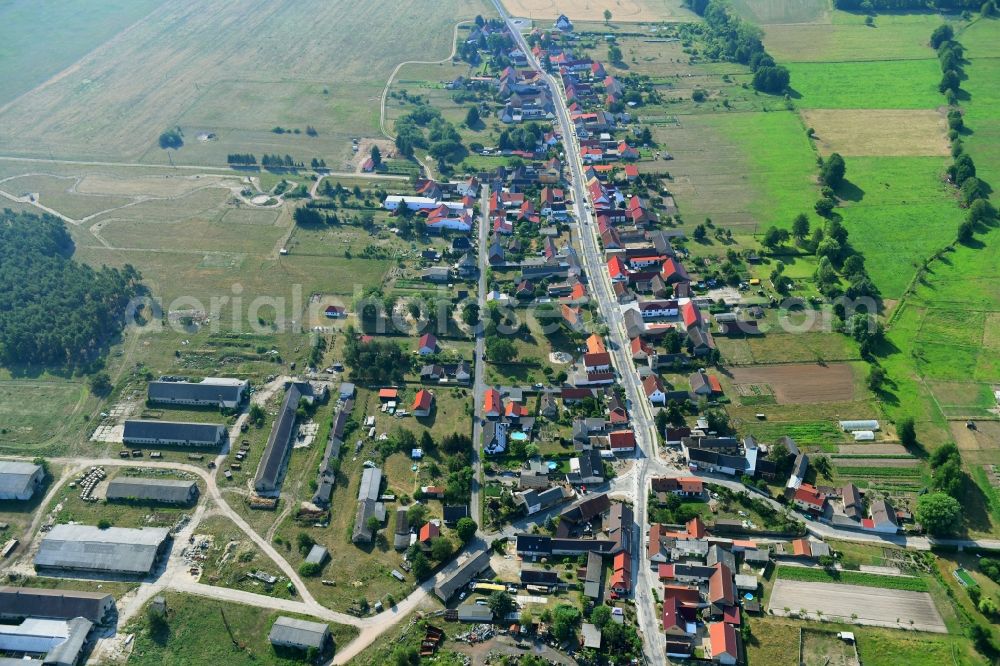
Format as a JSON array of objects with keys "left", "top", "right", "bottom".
[{"left": 643, "top": 375, "right": 667, "bottom": 404}]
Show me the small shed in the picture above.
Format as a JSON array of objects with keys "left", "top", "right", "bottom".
[
  {"left": 268, "top": 616, "right": 330, "bottom": 651},
  {"left": 305, "top": 545, "right": 329, "bottom": 566},
  {"left": 581, "top": 622, "right": 602, "bottom": 649}
]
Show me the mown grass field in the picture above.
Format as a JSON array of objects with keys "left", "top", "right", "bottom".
[
  {"left": 0, "top": 0, "right": 493, "bottom": 165},
  {"left": 127, "top": 592, "right": 358, "bottom": 666},
  {"left": 788, "top": 59, "right": 942, "bottom": 109},
  {"left": 0, "top": 0, "right": 165, "bottom": 107}
]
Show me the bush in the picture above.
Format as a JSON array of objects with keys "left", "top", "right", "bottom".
[{"left": 298, "top": 562, "right": 321, "bottom": 577}]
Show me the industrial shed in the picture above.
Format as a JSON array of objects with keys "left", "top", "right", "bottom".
[
  {"left": 0, "top": 587, "right": 114, "bottom": 623},
  {"left": 433, "top": 548, "right": 491, "bottom": 601},
  {"left": 34, "top": 525, "right": 170, "bottom": 576},
  {"left": 0, "top": 461, "right": 45, "bottom": 500},
  {"left": 0, "top": 616, "right": 93, "bottom": 666},
  {"left": 147, "top": 377, "right": 248, "bottom": 409},
  {"left": 268, "top": 616, "right": 330, "bottom": 651},
  {"left": 105, "top": 477, "right": 199, "bottom": 505},
  {"left": 253, "top": 384, "right": 302, "bottom": 495},
  {"left": 122, "top": 420, "right": 226, "bottom": 447}
]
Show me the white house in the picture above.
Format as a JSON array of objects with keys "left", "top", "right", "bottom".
[{"left": 643, "top": 375, "right": 666, "bottom": 405}]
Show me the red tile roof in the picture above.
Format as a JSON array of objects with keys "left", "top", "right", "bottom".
[
  {"left": 709, "top": 563, "right": 734, "bottom": 606},
  {"left": 586, "top": 333, "right": 606, "bottom": 354},
  {"left": 583, "top": 352, "right": 611, "bottom": 368},
  {"left": 709, "top": 622, "right": 738, "bottom": 661},
  {"left": 419, "top": 522, "right": 440, "bottom": 542},
  {"left": 484, "top": 388, "right": 502, "bottom": 415},
  {"left": 411, "top": 389, "right": 433, "bottom": 412},
  {"left": 609, "top": 430, "right": 636, "bottom": 450},
  {"left": 379, "top": 388, "right": 399, "bottom": 399}
]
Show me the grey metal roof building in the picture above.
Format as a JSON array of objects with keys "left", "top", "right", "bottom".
[
  {"left": 304, "top": 545, "right": 328, "bottom": 566},
  {"left": 147, "top": 377, "right": 248, "bottom": 409},
  {"left": 0, "top": 587, "right": 114, "bottom": 623},
  {"left": 268, "top": 616, "right": 330, "bottom": 650},
  {"left": 0, "top": 461, "right": 44, "bottom": 500},
  {"left": 253, "top": 384, "right": 302, "bottom": 494},
  {"left": 433, "top": 548, "right": 491, "bottom": 601},
  {"left": 393, "top": 507, "right": 410, "bottom": 550},
  {"left": 0, "top": 616, "right": 93, "bottom": 666},
  {"left": 105, "top": 478, "right": 199, "bottom": 505},
  {"left": 34, "top": 525, "right": 170, "bottom": 576},
  {"left": 357, "top": 467, "right": 382, "bottom": 502},
  {"left": 122, "top": 420, "right": 226, "bottom": 447}
]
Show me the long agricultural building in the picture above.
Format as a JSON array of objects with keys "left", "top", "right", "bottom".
[
  {"left": 253, "top": 383, "right": 302, "bottom": 495},
  {"left": 34, "top": 525, "right": 170, "bottom": 576},
  {"left": 105, "top": 477, "right": 199, "bottom": 505},
  {"left": 147, "top": 377, "right": 249, "bottom": 409},
  {"left": 0, "top": 586, "right": 115, "bottom": 624},
  {"left": 123, "top": 420, "right": 227, "bottom": 447}
]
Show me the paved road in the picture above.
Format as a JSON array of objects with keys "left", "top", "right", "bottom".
[
  {"left": 470, "top": 183, "right": 491, "bottom": 526},
  {"left": 490, "top": 5, "right": 667, "bottom": 661}
]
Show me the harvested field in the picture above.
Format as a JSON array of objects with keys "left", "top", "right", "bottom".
[
  {"left": 768, "top": 579, "right": 946, "bottom": 633},
  {"left": 502, "top": 0, "right": 695, "bottom": 22},
  {"left": 727, "top": 363, "right": 855, "bottom": 404},
  {"left": 838, "top": 444, "right": 909, "bottom": 455},
  {"left": 951, "top": 420, "right": 1000, "bottom": 457},
  {"left": 801, "top": 109, "right": 949, "bottom": 157}
]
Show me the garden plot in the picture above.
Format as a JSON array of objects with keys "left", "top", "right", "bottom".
[
  {"left": 768, "top": 579, "right": 946, "bottom": 633},
  {"left": 727, "top": 363, "right": 856, "bottom": 404}
]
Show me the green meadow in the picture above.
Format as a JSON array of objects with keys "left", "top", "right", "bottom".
[
  {"left": 836, "top": 156, "right": 964, "bottom": 299},
  {"left": 788, "top": 59, "right": 943, "bottom": 109}
]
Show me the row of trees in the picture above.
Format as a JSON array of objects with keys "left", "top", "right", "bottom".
[
  {"left": 687, "top": 0, "right": 791, "bottom": 94},
  {"left": 0, "top": 211, "right": 143, "bottom": 369},
  {"left": 835, "top": 0, "right": 987, "bottom": 10},
  {"left": 929, "top": 25, "right": 998, "bottom": 244}
]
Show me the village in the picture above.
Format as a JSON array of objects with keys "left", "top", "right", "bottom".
[{"left": 0, "top": 5, "right": 998, "bottom": 666}]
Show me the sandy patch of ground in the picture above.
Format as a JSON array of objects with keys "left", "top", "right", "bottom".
[
  {"left": 768, "top": 579, "right": 946, "bottom": 633},
  {"left": 353, "top": 138, "right": 398, "bottom": 173},
  {"left": 951, "top": 420, "right": 1000, "bottom": 453},
  {"left": 727, "top": 363, "right": 855, "bottom": 404},
  {"left": 802, "top": 109, "right": 949, "bottom": 157}
]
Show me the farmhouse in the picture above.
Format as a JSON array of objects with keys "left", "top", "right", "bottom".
[
  {"left": 253, "top": 383, "right": 303, "bottom": 495},
  {"left": 411, "top": 389, "right": 434, "bottom": 417},
  {"left": 34, "top": 525, "right": 170, "bottom": 576},
  {"left": 147, "top": 377, "right": 249, "bottom": 409},
  {"left": 105, "top": 477, "right": 199, "bottom": 505},
  {"left": 868, "top": 498, "right": 899, "bottom": 533},
  {"left": 122, "top": 420, "right": 226, "bottom": 448},
  {"left": 0, "top": 461, "right": 44, "bottom": 500},
  {"left": 268, "top": 616, "right": 330, "bottom": 652}
]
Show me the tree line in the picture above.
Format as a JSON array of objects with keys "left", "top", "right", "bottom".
[
  {"left": 834, "top": 0, "right": 986, "bottom": 10},
  {"left": 685, "top": 0, "right": 791, "bottom": 94},
  {"left": 929, "top": 23, "right": 997, "bottom": 244},
  {"left": 0, "top": 210, "right": 143, "bottom": 369}
]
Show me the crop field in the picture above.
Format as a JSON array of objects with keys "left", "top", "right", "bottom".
[
  {"left": 802, "top": 109, "right": 949, "bottom": 157},
  {"left": 768, "top": 579, "right": 946, "bottom": 632},
  {"left": 726, "top": 363, "right": 856, "bottom": 403},
  {"left": 501, "top": 0, "right": 695, "bottom": 22},
  {"left": 775, "top": 565, "right": 930, "bottom": 591},
  {"left": 740, "top": 420, "right": 846, "bottom": 449},
  {"left": 0, "top": 0, "right": 491, "bottom": 165}
]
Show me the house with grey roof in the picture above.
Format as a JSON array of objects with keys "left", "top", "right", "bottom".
[
  {"left": 147, "top": 377, "right": 248, "bottom": 409},
  {"left": 869, "top": 498, "right": 899, "bottom": 533},
  {"left": 253, "top": 383, "right": 302, "bottom": 495},
  {"left": 583, "top": 551, "right": 604, "bottom": 599},
  {"left": 841, "top": 482, "right": 862, "bottom": 521},
  {"left": 105, "top": 477, "right": 199, "bottom": 505},
  {"left": 268, "top": 616, "right": 330, "bottom": 652},
  {"left": 393, "top": 507, "right": 410, "bottom": 550},
  {"left": 0, "top": 587, "right": 114, "bottom": 624},
  {"left": 0, "top": 461, "right": 44, "bottom": 500},
  {"left": 35, "top": 525, "right": 170, "bottom": 576},
  {"left": 122, "top": 420, "right": 226, "bottom": 448}
]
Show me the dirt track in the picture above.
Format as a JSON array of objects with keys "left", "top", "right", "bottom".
[
  {"left": 728, "top": 363, "right": 855, "bottom": 404},
  {"left": 768, "top": 579, "right": 947, "bottom": 633}
]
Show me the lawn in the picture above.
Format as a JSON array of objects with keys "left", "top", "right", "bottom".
[
  {"left": 0, "top": 380, "right": 88, "bottom": 455},
  {"left": 775, "top": 565, "right": 930, "bottom": 592},
  {"left": 126, "top": 591, "right": 358, "bottom": 665}
]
